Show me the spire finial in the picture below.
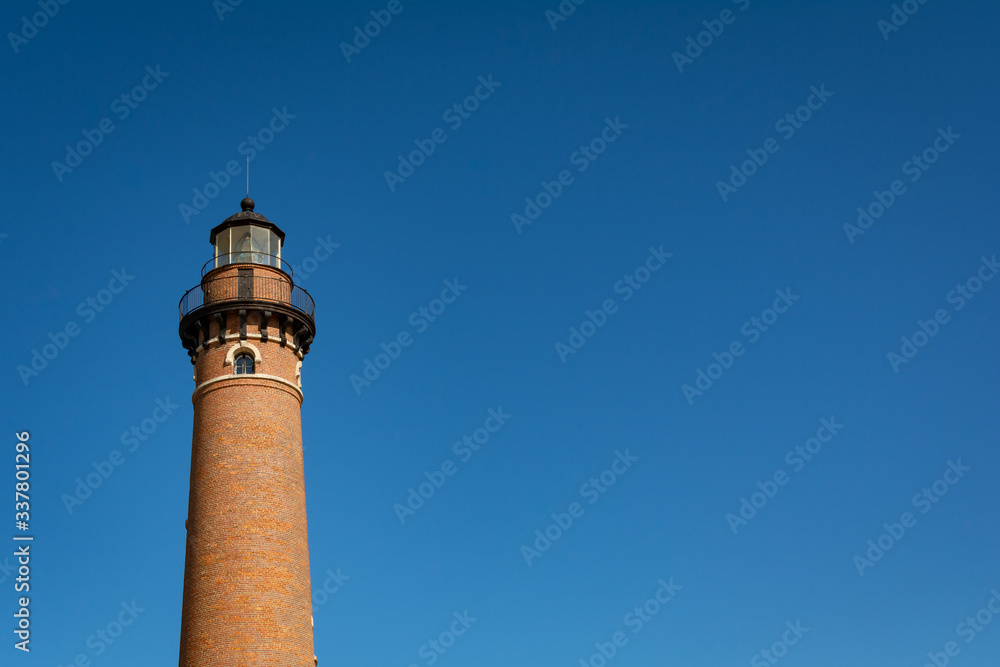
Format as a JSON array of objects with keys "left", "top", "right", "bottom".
[
  {"left": 246, "top": 156, "right": 250, "bottom": 198},
  {"left": 241, "top": 196, "right": 254, "bottom": 211}
]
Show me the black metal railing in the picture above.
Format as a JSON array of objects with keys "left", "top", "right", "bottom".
[
  {"left": 179, "top": 273, "right": 315, "bottom": 320},
  {"left": 202, "top": 253, "right": 294, "bottom": 277}
]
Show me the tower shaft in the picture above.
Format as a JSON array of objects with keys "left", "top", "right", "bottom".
[{"left": 177, "top": 200, "right": 317, "bottom": 666}]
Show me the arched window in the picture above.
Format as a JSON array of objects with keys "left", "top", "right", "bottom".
[
  {"left": 234, "top": 353, "right": 255, "bottom": 375},
  {"left": 225, "top": 342, "right": 261, "bottom": 371}
]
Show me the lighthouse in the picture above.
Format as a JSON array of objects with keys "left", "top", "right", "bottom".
[{"left": 177, "top": 197, "right": 317, "bottom": 665}]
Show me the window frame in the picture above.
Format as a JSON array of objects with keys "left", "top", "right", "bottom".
[{"left": 233, "top": 353, "right": 255, "bottom": 375}]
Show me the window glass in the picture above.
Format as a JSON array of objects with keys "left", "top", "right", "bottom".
[
  {"left": 231, "top": 226, "right": 252, "bottom": 263},
  {"left": 252, "top": 226, "right": 269, "bottom": 265},
  {"left": 270, "top": 231, "right": 281, "bottom": 260},
  {"left": 216, "top": 228, "right": 230, "bottom": 267},
  {"left": 234, "top": 354, "right": 255, "bottom": 375}
]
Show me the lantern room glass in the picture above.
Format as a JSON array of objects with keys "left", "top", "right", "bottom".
[
  {"left": 270, "top": 230, "right": 281, "bottom": 261},
  {"left": 215, "top": 228, "right": 231, "bottom": 267},
  {"left": 252, "top": 227, "right": 269, "bottom": 265},
  {"left": 214, "top": 224, "right": 282, "bottom": 270},
  {"left": 231, "top": 226, "right": 253, "bottom": 263}
]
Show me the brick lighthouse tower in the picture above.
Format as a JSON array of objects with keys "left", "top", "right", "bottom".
[{"left": 177, "top": 197, "right": 317, "bottom": 666}]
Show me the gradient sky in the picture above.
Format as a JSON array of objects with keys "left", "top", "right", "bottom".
[{"left": 2, "top": 1, "right": 999, "bottom": 666}]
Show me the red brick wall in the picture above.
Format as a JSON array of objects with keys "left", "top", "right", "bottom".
[{"left": 201, "top": 264, "right": 293, "bottom": 311}]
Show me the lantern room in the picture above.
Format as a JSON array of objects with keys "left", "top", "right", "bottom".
[{"left": 207, "top": 197, "right": 286, "bottom": 272}]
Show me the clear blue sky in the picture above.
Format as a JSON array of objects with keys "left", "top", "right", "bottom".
[{"left": 2, "top": 1, "right": 999, "bottom": 665}]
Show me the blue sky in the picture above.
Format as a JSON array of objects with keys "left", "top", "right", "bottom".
[{"left": 2, "top": 1, "right": 999, "bottom": 665}]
